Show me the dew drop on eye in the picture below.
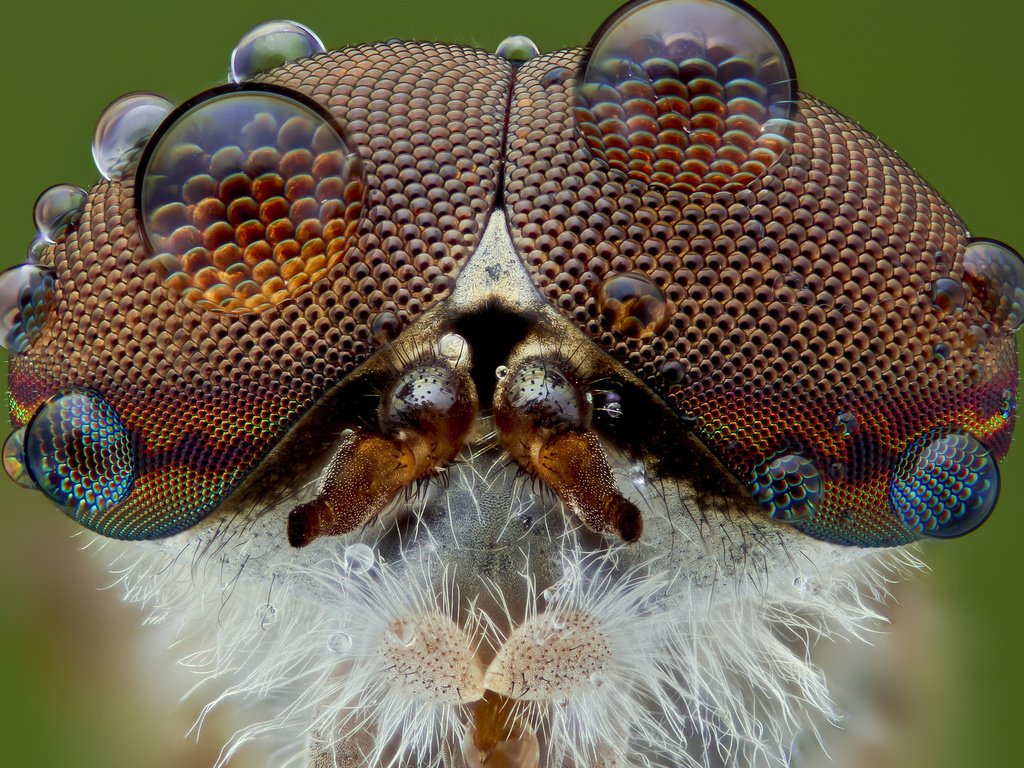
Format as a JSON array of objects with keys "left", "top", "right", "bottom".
[
  {"left": 2, "top": 427, "right": 35, "bottom": 489},
  {"left": 749, "top": 452, "right": 822, "bottom": 523},
  {"left": 594, "top": 271, "right": 671, "bottom": 339},
  {"left": 229, "top": 20, "right": 325, "bottom": 83},
  {"left": 92, "top": 92, "right": 173, "bottom": 180},
  {"left": 962, "top": 238, "right": 1024, "bottom": 332},
  {"left": 495, "top": 34, "right": 540, "bottom": 63},
  {"left": 0, "top": 263, "right": 55, "bottom": 353},
  {"left": 33, "top": 184, "right": 87, "bottom": 243}
]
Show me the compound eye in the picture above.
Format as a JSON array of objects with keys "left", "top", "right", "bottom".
[
  {"left": 138, "top": 85, "right": 365, "bottom": 313},
  {"left": 575, "top": 0, "right": 796, "bottom": 193}
]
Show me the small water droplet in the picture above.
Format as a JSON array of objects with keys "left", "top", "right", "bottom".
[
  {"left": 962, "top": 238, "right": 1024, "bottom": 332},
  {"left": 343, "top": 543, "right": 375, "bottom": 575},
  {"left": 438, "top": 333, "right": 467, "bottom": 363},
  {"left": 33, "top": 184, "right": 88, "bottom": 243},
  {"left": 259, "top": 604, "right": 279, "bottom": 629},
  {"left": 3, "top": 428, "right": 35, "bottom": 489},
  {"left": 595, "top": 271, "right": 671, "bottom": 338},
  {"left": 541, "top": 586, "right": 556, "bottom": 604},
  {"left": 495, "top": 34, "right": 539, "bottom": 63},
  {"left": 0, "top": 264, "right": 55, "bottom": 353},
  {"left": 832, "top": 411, "right": 858, "bottom": 437},
  {"left": 827, "top": 462, "right": 847, "bottom": 481},
  {"left": 890, "top": 431, "right": 999, "bottom": 538},
  {"left": 26, "top": 237, "right": 47, "bottom": 264},
  {"left": 749, "top": 452, "right": 822, "bottom": 523},
  {"left": 532, "top": 630, "right": 547, "bottom": 647},
  {"left": 660, "top": 360, "right": 686, "bottom": 385},
  {"left": 387, "top": 618, "right": 417, "bottom": 647},
  {"left": 933, "top": 342, "right": 951, "bottom": 361},
  {"left": 930, "top": 277, "right": 965, "bottom": 315},
  {"left": 327, "top": 631, "right": 353, "bottom": 653},
  {"left": 589, "top": 672, "right": 607, "bottom": 688},
  {"left": 92, "top": 92, "right": 173, "bottom": 180},
  {"left": 541, "top": 66, "right": 570, "bottom": 87},
  {"left": 24, "top": 389, "right": 136, "bottom": 530},
  {"left": 592, "top": 388, "right": 624, "bottom": 420},
  {"left": 370, "top": 310, "right": 400, "bottom": 343},
  {"left": 1000, "top": 389, "right": 1017, "bottom": 421},
  {"left": 230, "top": 20, "right": 325, "bottom": 83},
  {"left": 495, "top": 365, "right": 509, "bottom": 380}
]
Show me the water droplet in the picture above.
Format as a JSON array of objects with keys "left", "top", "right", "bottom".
[
  {"left": 24, "top": 389, "right": 135, "bottom": 528},
  {"left": 890, "top": 431, "right": 999, "bottom": 538},
  {"left": 230, "top": 20, "right": 326, "bottom": 83},
  {"left": 387, "top": 618, "right": 416, "bottom": 647},
  {"left": 575, "top": 0, "right": 796, "bottom": 193},
  {"left": 438, "top": 333, "right": 467, "bottom": 364},
  {"left": 591, "top": 388, "right": 624, "bottom": 420},
  {"left": 749, "top": 452, "right": 822, "bottom": 523},
  {"left": 495, "top": 34, "right": 539, "bottom": 63},
  {"left": 832, "top": 411, "right": 858, "bottom": 437},
  {"left": 589, "top": 672, "right": 607, "bottom": 688},
  {"left": 962, "top": 238, "right": 1024, "bottom": 332},
  {"left": 92, "top": 93, "right": 174, "bottom": 180},
  {"left": 33, "top": 184, "right": 88, "bottom": 243},
  {"left": 258, "top": 603, "right": 279, "bottom": 629},
  {"left": 827, "top": 461, "right": 847, "bottom": 481},
  {"left": 26, "top": 237, "right": 47, "bottom": 264},
  {"left": 370, "top": 310, "right": 400, "bottom": 343},
  {"left": 595, "top": 272, "right": 672, "bottom": 338},
  {"left": 541, "top": 66, "right": 570, "bottom": 87},
  {"left": 1000, "top": 389, "right": 1017, "bottom": 421},
  {"left": 933, "top": 342, "right": 951, "bottom": 361},
  {"left": 327, "top": 631, "right": 353, "bottom": 653},
  {"left": 930, "top": 277, "right": 965, "bottom": 315},
  {"left": 342, "top": 543, "right": 375, "bottom": 575},
  {"left": 660, "top": 359, "right": 686, "bottom": 385},
  {"left": 532, "top": 630, "right": 547, "bottom": 647},
  {"left": 0, "top": 264, "right": 55, "bottom": 353},
  {"left": 139, "top": 87, "right": 364, "bottom": 313},
  {"left": 3, "top": 428, "right": 35, "bottom": 489},
  {"left": 495, "top": 365, "right": 509, "bottom": 380}
]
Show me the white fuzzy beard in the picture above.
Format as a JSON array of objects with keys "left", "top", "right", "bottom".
[{"left": 98, "top": 449, "right": 919, "bottom": 768}]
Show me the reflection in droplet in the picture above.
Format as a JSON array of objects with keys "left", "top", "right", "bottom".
[
  {"left": 595, "top": 271, "right": 672, "bottom": 338},
  {"left": 574, "top": 0, "right": 796, "bottom": 193},
  {"left": 832, "top": 411, "right": 858, "bottom": 437},
  {"left": 890, "top": 431, "right": 999, "bottom": 538},
  {"left": 230, "top": 20, "right": 325, "bottom": 83},
  {"left": 495, "top": 365, "right": 509, "bottom": 381},
  {"left": 25, "top": 389, "right": 135, "bottom": 526},
  {"left": 343, "top": 543, "right": 375, "bottom": 575},
  {"left": 139, "top": 87, "right": 364, "bottom": 312},
  {"left": 495, "top": 34, "right": 540, "bottom": 63},
  {"left": 933, "top": 342, "right": 951, "bottom": 362},
  {"left": 962, "top": 238, "right": 1024, "bottom": 332},
  {"left": 92, "top": 92, "right": 174, "bottom": 180},
  {"left": 387, "top": 618, "right": 416, "bottom": 647},
  {"left": 749, "top": 452, "right": 822, "bottom": 523},
  {"left": 930, "top": 277, "right": 965, "bottom": 315},
  {"left": 0, "top": 264, "right": 55, "bottom": 353},
  {"left": 3, "top": 428, "right": 36, "bottom": 489},
  {"left": 33, "top": 184, "right": 88, "bottom": 243}
]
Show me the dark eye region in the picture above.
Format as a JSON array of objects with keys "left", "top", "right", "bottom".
[{"left": 2, "top": 1, "right": 1020, "bottom": 548}]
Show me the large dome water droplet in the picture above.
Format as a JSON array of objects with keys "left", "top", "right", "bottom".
[
  {"left": 3, "top": 427, "right": 36, "bottom": 489},
  {"left": 229, "top": 20, "right": 325, "bottom": 83},
  {"left": 33, "top": 184, "right": 87, "bottom": 243},
  {"left": 0, "top": 264, "right": 55, "bottom": 353},
  {"left": 749, "top": 452, "right": 822, "bottom": 523},
  {"left": 343, "top": 543, "right": 375, "bottom": 575},
  {"left": 595, "top": 271, "right": 672, "bottom": 338},
  {"left": 92, "top": 92, "right": 173, "bottom": 180},
  {"left": 495, "top": 34, "right": 540, "bottom": 63},
  {"left": 25, "top": 389, "right": 135, "bottom": 528},
  {"left": 962, "top": 238, "right": 1024, "bottom": 332},
  {"left": 890, "top": 431, "right": 999, "bottom": 538},
  {"left": 575, "top": 0, "right": 796, "bottom": 193},
  {"left": 139, "top": 86, "right": 364, "bottom": 313}
]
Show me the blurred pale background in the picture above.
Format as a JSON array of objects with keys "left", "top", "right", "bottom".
[{"left": 0, "top": 1, "right": 1020, "bottom": 766}]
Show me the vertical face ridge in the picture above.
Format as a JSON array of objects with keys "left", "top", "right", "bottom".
[{"left": 504, "top": 50, "right": 1015, "bottom": 546}]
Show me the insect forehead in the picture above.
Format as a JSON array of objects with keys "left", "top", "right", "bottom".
[{"left": 1, "top": 0, "right": 1021, "bottom": 549}]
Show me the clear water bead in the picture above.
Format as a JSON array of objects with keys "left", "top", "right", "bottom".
[
  {"left": 342, "top": 543, "right": 375, "bottom": 575},
  {"left": 33, "top": 184, "right": 87, "bottom": 243},
  {"left": 3, "top": 428, "right": 35, "bottom": 489},
  {"left": 26, "top": 237, "right": 47, "bottom": 264},
  {"left": 0, "top": 264, "right": 55, "bottom": 353},
  {"left": 962, "top": 238, "right": 1024, "bottom": 332},
  {"left": 92, "top": 92, "right": 173, "bottom": 180},
  {"left": 495, "top": 35, "right": 540, "bottom": 63},
  {"left": 832, "top": 411, "right": 858, "bottom": 437},
  {"left": 595, "top": 272, "right": 671, "bottom": 338},
  {"left": 387, "top": 618, "right": 416, "bottom": 647},
  {"left": 749, "top": 452, "right": 822, "bottom": 523},
  {"left": 327, "top": 632, "right": 353, "bottom": 654},
  {"left": 230, "top": 20, "right": 325, "bottom": 83}
]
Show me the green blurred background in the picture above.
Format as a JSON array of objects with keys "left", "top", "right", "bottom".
[{"left": 0, "top": 0, "right": 1020, "bottom": 765}]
